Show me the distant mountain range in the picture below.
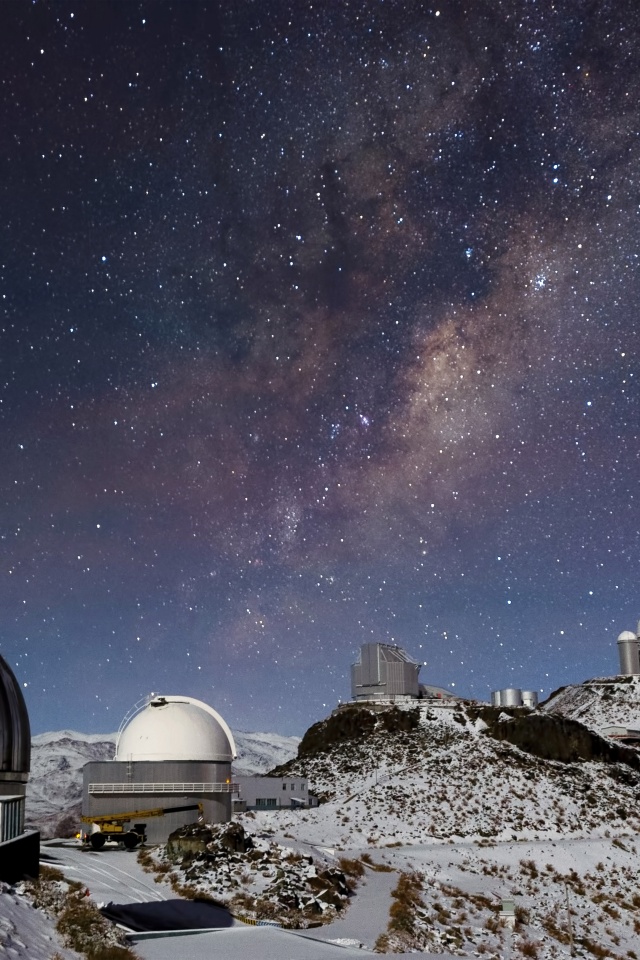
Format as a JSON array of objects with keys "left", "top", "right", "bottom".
[{"left": 27, "top": 727, "right": 300, "bottom": 837}]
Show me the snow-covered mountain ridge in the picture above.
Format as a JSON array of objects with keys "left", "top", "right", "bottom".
[{"left": 541, "top": 674, "right": 640, "bottom": 731}]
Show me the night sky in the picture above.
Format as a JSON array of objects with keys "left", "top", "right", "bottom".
[{"left": 1, "top": 0, "right": 638, "bottom": 737}]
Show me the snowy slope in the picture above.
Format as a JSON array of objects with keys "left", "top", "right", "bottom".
[
  {"left": 541, "top": 674, "right": 640, "bottom": 732},
  {"left": 155, "top": 700, "right": 640, "bottom": 957},
  {"left": 251, "top": 702, "right": 640, "bottom": 846},
  {"left": 10, "top": 700, "right": 640, "bottom": 959},
  {"left": 232, "top": 729, "right": 301, "bottom": 775},
  {"left": 27, "top": 731, "right": 117, "bottom": 836},
  {"left": 0, "top": 882, "right": 83, "bottom": 960}
]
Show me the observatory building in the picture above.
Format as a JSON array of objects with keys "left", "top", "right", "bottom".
[
  {"left": 0, "top": 653, "right": 39, "bottom": 882},
  {"left": 617, "top": 624, "right": 640, "bottom": 675},
  {"left": 491, "top": 688, "right": 539, "bottom": 708},
  {"left": 82, "top": 695, "right": 238, "bottom": 844},
  {"left": 351, "top": 643, "right": 421, "bottom": 701}
]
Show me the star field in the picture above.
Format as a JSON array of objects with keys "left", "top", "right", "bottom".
[{"left": 1, "top": 0, "right": 638, "bottom": 735}]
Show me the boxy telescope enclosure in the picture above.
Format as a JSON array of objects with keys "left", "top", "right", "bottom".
[{"left": 351, "top": 642, "right": 421, "bottom": 701}]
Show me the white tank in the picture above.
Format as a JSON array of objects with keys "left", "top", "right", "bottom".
[
  {"left": 521, "top": 690, "right": 538, "bottom": 709},
  {"left": 116, "top": 695, "right": 236, "bottom": 762}
]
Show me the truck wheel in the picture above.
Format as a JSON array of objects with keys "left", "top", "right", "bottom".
[
  {"left": 123, "top": 831, "right": 140, "bottom": 850},
  {"left": 90, "top": 833, "right": 106, "bottom": 850}
]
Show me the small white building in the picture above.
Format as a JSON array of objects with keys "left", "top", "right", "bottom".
[
  {"left": 233, "top": 774, "right": 314, "bottom": 811},
  {"left": 600, "top": 725, "right": 640, "bottom": 745}
]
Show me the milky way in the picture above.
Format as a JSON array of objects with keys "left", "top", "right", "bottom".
[{"left": 1, "top": 1, "right": 638, "bottom": 735}]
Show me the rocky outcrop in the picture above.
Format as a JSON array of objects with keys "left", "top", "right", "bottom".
[
  {"left": 166, "top": 823, "right": 215, "bottom": 860},
  {"left": 271, "top": 704, "right": 420, "bottom": 769},
  {"left": 475, "top": 708, "right": 640, "bottom": 768},
  {"left": 158, "top": 821, "right": 352, "bottom": 925}
]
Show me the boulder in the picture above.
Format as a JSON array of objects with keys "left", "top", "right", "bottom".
[{"left": 166, "top": 825, "right": 213, "bottom": 861}]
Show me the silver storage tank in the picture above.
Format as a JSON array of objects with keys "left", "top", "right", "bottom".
[
  {"left": 500, "top": 688, "right": 523, "bottom": 707},
  {"left": 617, "top": 631, "right": 640, "bottom": 675},
  {"left": 521, "top": 690, "right": 539, "bottom": 709},
  {"left": 491, "top": 690, "right": 502, "bottom": 707}
]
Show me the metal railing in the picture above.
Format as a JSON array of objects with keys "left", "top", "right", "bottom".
[
  {"left": 88, "top": 782, "right": 238, "bottom": 795},
  {"left": 0, "top": 795, "right": 25, "bottom": 843}
]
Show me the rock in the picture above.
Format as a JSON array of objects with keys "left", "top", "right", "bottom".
[
  {"left": 166, "top": 825, "right": 213, "bottom": 860},
  {"left": 219, "top": 822, "right": 253, "bottom": 854}
]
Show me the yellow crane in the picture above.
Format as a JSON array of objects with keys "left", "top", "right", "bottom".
[{"left": 80, "top": 802, "right": 203, "bottom": 850}]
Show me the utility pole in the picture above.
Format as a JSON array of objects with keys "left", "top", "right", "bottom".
[{"left": 564, "top": 882, "right": 575, "bottom": 957}]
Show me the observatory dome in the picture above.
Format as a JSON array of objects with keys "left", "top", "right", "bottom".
[
  {"left": 0, "top": 653, "right": 30, "bottom": 777},
  {"left": 617, "top": 631, "right": 637, "bottom": 642},
  {"left": 115, "top": 695, "right": 236, "bottom": 763}
]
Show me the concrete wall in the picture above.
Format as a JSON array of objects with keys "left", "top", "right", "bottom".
[{"left": 0, "top": 830, "right": 39, "bottom": 883}]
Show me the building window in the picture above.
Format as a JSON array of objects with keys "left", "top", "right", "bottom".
[
  {"left": 256, "top": 798, "right": 277, "bottom": 809},
  {"left": 282, "top": 782, "right": 287, "bottom": 790},
  {"left": 291, "top": 783, "right": 295, "bottom": 790}
]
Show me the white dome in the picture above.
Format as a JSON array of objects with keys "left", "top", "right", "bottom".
[
  {"left": 115, "top": 695, "right": 236, "bottom": 762},
  {"left": 617, "top": 631, "right": 637, "bottom": 643}
]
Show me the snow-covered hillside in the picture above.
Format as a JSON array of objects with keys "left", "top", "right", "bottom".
[
  {"left": 542, "top": 674, "right": 640, "bottom": 732},
  {"left": 27, "top": 727, "right": 299, "bottom": 837},
  {"left": 10, "top": 697, "right": 640, "bottom": 958},
  {"left": 0, "top": 881, "right": 84, "bottom": 960},
  {"left": 28, "top": 731, "right": 117, "bottom": 837},
  {"left": 153, "top": 700, "right": 640, "bottom": 956},
  {"left": 261, "top": 702, "right": 640, "bottom": 846},
  {"left": 232, "top": 729, "right": 301, "bottom": 775}
]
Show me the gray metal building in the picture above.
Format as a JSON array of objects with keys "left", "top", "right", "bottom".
[
  {"left": 491, "top": 688, "right": 539, "bottom": 708},
  {"left": 351, "top": 643, "right": 421, "bottom": 701},
  {"left": 0, "top": 654, "right": 39, "bottom": 882},
  {"left": 82, "top": 695, "right": 237, "bottom": 844},
  {"left": 617, "top": 626, "right": 640, "bottom": 675},
  {"left": 0, "top": 654, "right": 30, "bottom": 804}
]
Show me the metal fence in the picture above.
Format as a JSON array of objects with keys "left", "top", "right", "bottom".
[
  {"left": 0, "top": 796, "right": 24, "bottom": 843},
  {"left": 88, "top": 781, "right": 238, "bottom": 794}
]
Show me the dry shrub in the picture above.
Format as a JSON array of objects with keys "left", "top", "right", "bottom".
[
  {"left": 374, "top": 932, "right": 390, "bottom": 953},
  {"left": 387, "top": 871, "right": 423, "bottom": 935},
  {"left": 56, "top": 895, "right": 137, "bottom": 960},
  {"left": 519, "top": 939, "right": 539, "bottom": 958},
  {"left": 338, "top": 856, "right": 365, "bottom": 878}
]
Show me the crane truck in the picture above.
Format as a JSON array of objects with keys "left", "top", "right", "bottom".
[{"left": 80, "top": 802, "right": 203, "bottom": 850}]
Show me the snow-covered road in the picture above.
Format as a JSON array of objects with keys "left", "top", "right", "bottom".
[{"left": 41, "top": 839, "right": 173, "bottom": 905}]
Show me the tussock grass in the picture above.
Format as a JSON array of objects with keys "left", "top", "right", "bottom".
[{"left": 25, "top": 866, "right": 138, "bottom": 960}]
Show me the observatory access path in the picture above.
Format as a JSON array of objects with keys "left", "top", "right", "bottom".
[{"left": 40, "top": 839, "right": 178, "bottom": 906}]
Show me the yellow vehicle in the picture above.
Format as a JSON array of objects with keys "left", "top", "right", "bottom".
[{"left": 80, "top": 802, "right": 203, "bottom": 850}]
